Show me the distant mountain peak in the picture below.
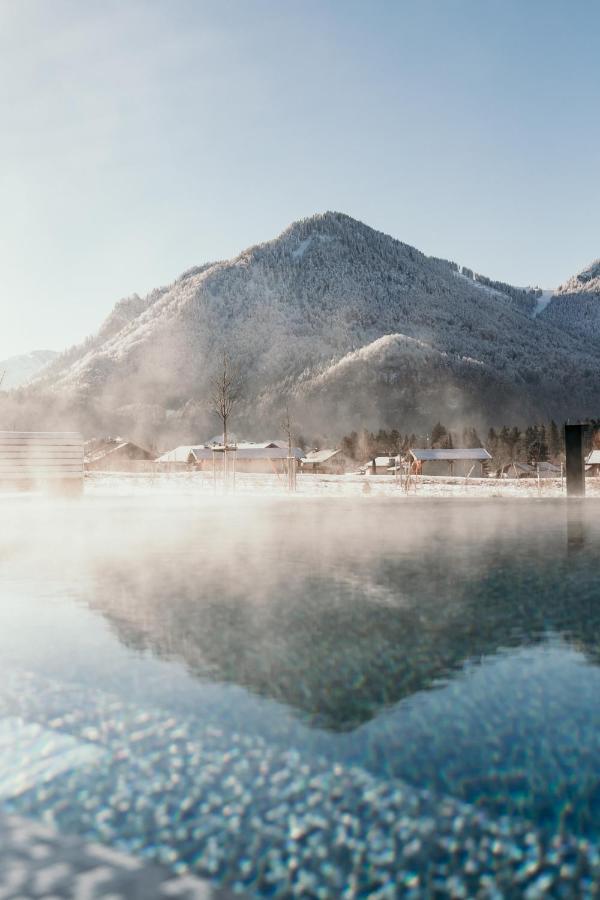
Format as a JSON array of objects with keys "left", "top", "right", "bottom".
[
  {"left": 576, "top": 259, "right": 600, "bottom": 283},
  {"left": 10, "top": 213, "right": 600, "bottom": 440},
  {"left": 557, "top": 259, "right": 600, "bottom": 295},
  {"left": 0, "top": 349, "right": 59, "bottom": 390},
  {"left": 275, "top": 210, "right": 392, "bottom": 247}
]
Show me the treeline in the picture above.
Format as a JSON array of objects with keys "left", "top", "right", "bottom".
[
  {"left": 341, "top": 429, "right": 416, "bottom": 461},
  {"left": 340, "top": 421, "right": 567, "bottom": 465}
]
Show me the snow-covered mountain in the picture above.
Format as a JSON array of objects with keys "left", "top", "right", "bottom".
[
  {"left": 0, "top": 350, "right": 58, "bottom": 390},
  {"left": 538, "top": 260, "right": 600, "bottom": 342},
  {"left": 10, "top": 213, "right": 600, "bottom": 441}
]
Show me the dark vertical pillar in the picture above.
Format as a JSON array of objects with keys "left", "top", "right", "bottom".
[
  {"left": 565, "top": 424, "right": 586, "bottom": 497},
  {"left": 567, "top": 502, "right": 586, "bottom": 554}
]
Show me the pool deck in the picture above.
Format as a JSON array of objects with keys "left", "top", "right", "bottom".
[{"left": 0, "top": 813, "right": 240, "bottom": 899}]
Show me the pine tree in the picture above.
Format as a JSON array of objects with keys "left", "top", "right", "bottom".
[
  {"left": 548, "top": 420, "right": 561, "bottom": 459},
  {"left": 487, "top": 427, "right": 499, "bottom": 457},
  {"left": 431, "top": 422, "right": 447, "bottom": 447},
  {"left": 390, "top": 429, "right": 401, "bottom": 453},
  {"left": 525, "top": 425, "right": 536, "bottom": 462},
  {"left": 341, "top": 430, "right": 358, "bottom": 459},
  {"left": 470, "top": 427, "right": 482, "bottom": 448},
  {"left": 537, "top": 424, "right": 549, "bottom": 462},
  {"left": 508, "top": 426, "right": 522, "bottom": 461},
  {"left": 357, "top": 429, "right": 371, "bottom": 461}
]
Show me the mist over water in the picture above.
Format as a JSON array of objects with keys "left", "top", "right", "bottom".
[
  {"left": 2, "top": 496, "right": 600, "bottom": 817},
  {"left": 2, "top": 493, "right": 600, "bottom": 897}
]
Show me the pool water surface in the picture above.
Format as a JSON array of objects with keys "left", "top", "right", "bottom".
[{"left": 1, "top": 496, "right": 600, "bottom": 897}]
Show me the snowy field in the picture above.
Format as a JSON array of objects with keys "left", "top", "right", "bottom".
[{"left": 83, "top": 470, "right": 600, "bottom": 499}]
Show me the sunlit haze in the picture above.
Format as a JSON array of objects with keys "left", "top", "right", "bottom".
[
  {"left": 2, "top": 5, "right": 600, "bottom": 892},
  {"left": 2, "top": 0, "right": 600, "bottom": 358}
]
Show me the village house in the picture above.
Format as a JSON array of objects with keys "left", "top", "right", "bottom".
[
  {"left": 85, "top": 438, "right": 155, "bottom": 472},
  {"left": 498, "top": 461, "right": 535, "bottom": 478},
  {"left": 192, "top": 442, "right": 304, "bottom": 475},
  {"left": 586, "top": 450, "right": 600, "bottom": 476},
  {"left": 499, "top": 460, "right": 562, "bottom": 479},
  {"left": 301, "top": 449, "right": 353, "bottom": 474},
  {"left": 363, "top": 455, "right": 400, "bottom": 475},
  {"left": 410, "top": 448, "right": 492, "bottom": 477},
  {"left": 155, "top": 445, "right": 204, "bottom": 470},
  {"left": 157, "top": 439, "right": 303, "bottom": 475}
]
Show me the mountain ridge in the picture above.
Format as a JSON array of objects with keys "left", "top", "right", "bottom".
[
  {"left": 6, "top": 212, "right": 600, "bottom": 442},
  {"left": 538, "top": 257, "right": 600, "bottom": 343},
  {"left": 0, "top": 350, "right": 59, "bottom": 390}
]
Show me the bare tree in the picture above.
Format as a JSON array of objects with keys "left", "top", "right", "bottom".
[
  {"left": 282, "top": 403, "right": 297, "bottom": 492},
  {"left": 211, "top": 352, "right": 238, "bottom": 445},
  {"left": 210, "top": 352, "right": 240, "bottom": 486}
]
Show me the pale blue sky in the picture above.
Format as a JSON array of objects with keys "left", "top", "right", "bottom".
[{"left": 1, "top": 0, "right": 599, "bottom": 358}]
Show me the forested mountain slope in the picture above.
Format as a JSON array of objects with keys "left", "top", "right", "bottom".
[
  {"left": 539, "top": 260, "right": 600, "bottom": 343},
  {"left": 6, "top": 213, "right": 600, "bottom": 441}
]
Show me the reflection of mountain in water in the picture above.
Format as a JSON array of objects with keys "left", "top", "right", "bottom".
[{"left": 80, "top": 501, "right": 600, "bottom": 732}]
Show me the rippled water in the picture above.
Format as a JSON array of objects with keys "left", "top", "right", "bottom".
[{"left": 1, "top": 495, "right": 600, "bottom": 895}]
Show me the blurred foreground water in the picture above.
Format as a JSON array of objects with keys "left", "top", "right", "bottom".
[{"left": 1, "top": 495, "right": 600, "bottom": 896}]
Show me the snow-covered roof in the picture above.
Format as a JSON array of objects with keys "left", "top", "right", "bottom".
[
  {"left": 86, "top": 441, "right": 151, "bottom": 462},
  {"left": 193, "top": 446, "right": 303, "bottom": 461},
  {"left": 155, "top": 445, "right": 203, "bottom": 463},
  {"left": 157, "top": 443, "right": 302, "bottom": 463},
  {"left": 537, "top": 461, "right": 561, "bottom": 473},
  {"left": 236, "top": 440, "right": 289, "bottom": 450},
  {"left": 411, "top": 448, "right": 491, "bottom": 461},
  {"left": 500, "top": 460, "right": 560, "bottom": 477},
  {"left": 587, "top": 450, "right": 600, "bottom": 465},
  {"left": 86, "top": 441, "right": 127, "bottom": 462},
  {"left": 206, "top": 434, "right": 239, "bottom": 448},
  {"left": 302, "top": 449, "right": 340, "bottom": 464},
  {"left": 501, "top": 461, "right": 535, "bottom": 474},
  {"left": 239, "top": 447, "right": 302, "bottom": 460},
  {"left": 188, "top": 448, "right": 213, "bottom": 461},
  {"left": 206, "top": 437, "right": 290, "bottom": 450}
]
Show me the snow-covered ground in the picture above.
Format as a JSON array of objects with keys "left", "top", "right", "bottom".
[{"left": 82, "top": 471, "right": 600, "bottom": 499}]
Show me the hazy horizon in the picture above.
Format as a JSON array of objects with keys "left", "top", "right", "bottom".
[{"left": 2, "top": 0, "right": 600, "bottom": 358}]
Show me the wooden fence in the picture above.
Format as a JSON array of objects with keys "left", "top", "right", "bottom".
[{"left": 0, "top": 431, "right": 84, "bottom": 493}]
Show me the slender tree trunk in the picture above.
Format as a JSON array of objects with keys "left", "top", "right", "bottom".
[{"left": 223, "top": 415, "right": 228, "bottom": 483}]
